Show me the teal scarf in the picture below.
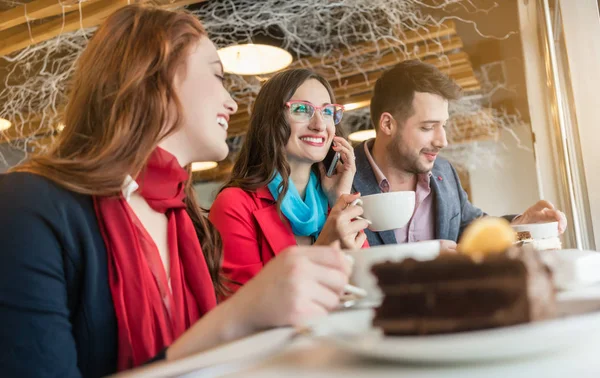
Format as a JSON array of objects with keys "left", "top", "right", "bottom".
[{"left": 267, "top": 171, "right": 329, "bottom": 238}]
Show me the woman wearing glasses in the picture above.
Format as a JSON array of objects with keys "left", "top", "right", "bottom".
[{"left": 210, "top": 69, "right": 370, "bottom": 293}]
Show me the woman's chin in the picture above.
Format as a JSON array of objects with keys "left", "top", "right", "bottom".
[
  {"left": 286, "top": 149, "right": 328, "bottom": 165},
  {"left": 195, "top": 148, "right": 228, "bottom": 164},
  {"left": 214, "top": 146, "right": 230, "bottom": 162}
]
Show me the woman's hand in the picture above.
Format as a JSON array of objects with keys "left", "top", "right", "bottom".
[
  {"left": 230, "top": 244, "right": 352, "bottom": 329},
  {"left": 315, "top": 193, "right": 369, "bottom": 250},
  {"left": 167, "top": 244, "right": 351, "bottom": 361},
  {"left": 320, "top": 136, "right": 356, "bottom": 206}
]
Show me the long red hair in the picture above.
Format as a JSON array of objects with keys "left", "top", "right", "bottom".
[{"left": 13, "top": 4, "right": 227, "bottom": 296}]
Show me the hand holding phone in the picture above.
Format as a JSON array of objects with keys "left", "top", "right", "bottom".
[{"left": 323, "top": 144, "right": 340, "bottom": 177}]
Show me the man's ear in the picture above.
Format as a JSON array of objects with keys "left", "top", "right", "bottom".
[{"left": 378, "top": 112, "right": 397, "bottom": 136}]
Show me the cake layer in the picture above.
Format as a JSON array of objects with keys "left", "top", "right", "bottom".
[
  {"left": 374, "top": 314, "right": 527, "bottom": 335},
  {"left": 373, "top": 254, "right": 527, "bottom": 284},
  {"left": 371, "top": 246, "right": 556, "bottom": 336},
  {"left": 375, "top": 281, "right": 527, "bottom": 318}
]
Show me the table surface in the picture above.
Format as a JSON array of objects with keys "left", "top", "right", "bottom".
[
  {"left": 118, "top": 285, "right": 600, "bottom": 378},
  {"left": 217, "top": 286, "right": 600, "bottom": 378}
]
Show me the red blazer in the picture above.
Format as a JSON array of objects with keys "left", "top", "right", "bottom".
[{"left": 209, "top": 186, "right": 368, "bottom": 295}]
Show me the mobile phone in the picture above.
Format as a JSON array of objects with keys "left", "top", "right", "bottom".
[{"left": 323, "top": 144, "right": 340, "bottom": 177}]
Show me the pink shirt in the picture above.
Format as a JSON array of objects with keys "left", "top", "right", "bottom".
[{"left": 363, "top": 140, "right": 435, "bottom": 243}]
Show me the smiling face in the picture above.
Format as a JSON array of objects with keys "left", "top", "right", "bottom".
[
  {"left": 284, "top": 79, "right": 336, "bottom": 164},
  {"left": 387, "top": 91, "right": 449, "bottom": 174},
  {"left": 160, "top": 37, "right": 238, "bottom": 166}
]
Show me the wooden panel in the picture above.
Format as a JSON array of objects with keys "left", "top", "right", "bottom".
[
  {"left": 0, "top": 0, "right": 131, "bottom": 57},
  {"left": 0, "top": 0, "right": 102, "bottom": 31},
  {"left": 0, "top": 0, "right": 208, "bottom": 56}
]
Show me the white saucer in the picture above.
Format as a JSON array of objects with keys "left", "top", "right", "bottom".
[{"left": 319, "top": 296, "right": 600, "bottom": 364}]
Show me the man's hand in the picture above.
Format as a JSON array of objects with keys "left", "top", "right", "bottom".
[
  {"left": 439, "top": 239, "right": 457, "bottom": 254},
  {"left": 511, "top": 200, "right": 567, "bottom": 234}
]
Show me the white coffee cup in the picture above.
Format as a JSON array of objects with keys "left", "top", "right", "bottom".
[
  {"left": 351, "top": 191, "right": 415, "bottom": 232},
  {"left": 345, "top": 241, "right": 440, "bottom": 303},
  {"left": 511, "top": 221, "right": 559, "bottom": 239}
]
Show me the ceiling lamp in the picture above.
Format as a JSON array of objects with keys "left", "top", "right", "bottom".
[
  {"left": 343, "top": 100, "right": 371, "bottom": 111},
  {"left": 191, "top": 161, "right": 218, "bottom": 172},
  {"left": 218, "top": 44, "right": 293, "bottom": 76},
  {"left": 348, "top": 129, "right": 376, "bottom": 143},
  {"left": 0, "top": 118, "right": 12, "bottom": 131}
]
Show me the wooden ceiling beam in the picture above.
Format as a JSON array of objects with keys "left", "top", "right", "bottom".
[
  {"left": 0, "top": 0, "right": 101, "bottom": 32},
  {"left": 0, "top": 0, "right": 130, "bottom": 57},
  {"left": 0, "top": 0, "right": 207, "bottom": 57}
]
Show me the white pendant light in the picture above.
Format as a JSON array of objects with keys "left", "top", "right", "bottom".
[
  {"left": 218, "top": 43, "right": 293, "bottom": 76},
  {"left": 191, "top": 161, "right": 218, "bottom": 172},
  {"left": 348, "top": 129, "right": 376, "bottom": 143},
  {"left": 0, "top": 118, "right": 12, "bottom": 131},
  {"left": 343, "top": 99, "right": 371, "bottom": 111}
]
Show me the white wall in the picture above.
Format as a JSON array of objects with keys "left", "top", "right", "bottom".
[
  {"left": 468, "top": 123, "right": 539, "bottom": 216},
  {"left": 557, "top": 0, "right": 600, "bottom": 249}
]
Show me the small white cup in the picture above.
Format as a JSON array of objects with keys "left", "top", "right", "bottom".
[
  {"left": 345, "top": 241, "right": 440, "bottom": 303},
  {"left": 511, "top": 221, "right": 559, "bottom": 239},
  {"left": 351, "top": 191, "right": 415, "bottom": 232}
]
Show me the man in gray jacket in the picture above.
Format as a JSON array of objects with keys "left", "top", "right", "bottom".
[{"left": 352, "top": 60, "right": 567, "bottom": 251}]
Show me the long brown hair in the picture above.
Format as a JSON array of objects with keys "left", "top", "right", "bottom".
[
  {"left": 12, "top": 5, "right": 227, "bottom": 296},
  {"left": 222, "top": 69, "right": 342, "bottom": 213}
]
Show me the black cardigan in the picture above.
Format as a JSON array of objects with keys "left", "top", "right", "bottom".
[{"left": 0, "top": 172, "right": 165, "bottom": 377}]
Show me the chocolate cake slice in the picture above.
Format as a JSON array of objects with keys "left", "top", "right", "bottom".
[{"left": 371, "top": 245, "right": 556, "bottom": 335}]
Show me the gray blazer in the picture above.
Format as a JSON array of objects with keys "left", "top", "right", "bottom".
[{"left": 352, "top": 141, "right": 515, "bottom": 246}]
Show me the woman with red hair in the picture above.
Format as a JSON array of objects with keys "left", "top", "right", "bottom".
[{"left": 0, "top": 5, "right": 350, "bottom": 377}]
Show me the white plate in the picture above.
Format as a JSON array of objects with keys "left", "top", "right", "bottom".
[
  {"left": 318, "top": 297, "right": 600, "bottom": 364},
  {"left": 542, "top": 249, "right": 600, "bottom": 290}
]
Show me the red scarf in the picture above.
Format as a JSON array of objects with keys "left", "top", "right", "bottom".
[{"left": 93, "top": 147, "right": 217, "bottom": 371}]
